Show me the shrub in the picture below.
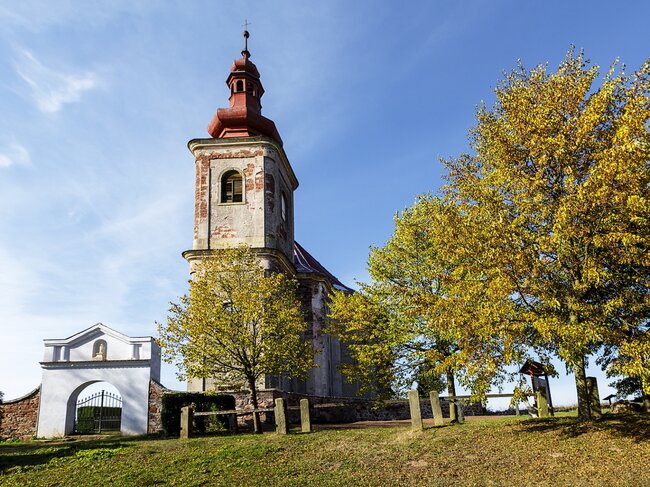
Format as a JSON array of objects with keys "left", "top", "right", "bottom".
[{"left": 161, "top": 392, "right": 235, "bottom": 437}]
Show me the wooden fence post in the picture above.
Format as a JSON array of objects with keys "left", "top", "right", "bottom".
[
  {"left": 180, "top": 406, "right": 193, "bottom": 439},
  {"left": 587, "top": 377, "right": 602, "bottom": 419},
  {"left": 227, "top": 413, "right": 238, "bottom": 434},
  {"left": 429, "top": 390, "right": 444, "bottom": 426},
  {"left": 408, "top": 390, "right": 423, "bottom": 431},
  {"left": 300, "top": 398, "right": 311, "bottom": 433},
  {"left": 275, "top": 398, "right": 288, "bottom": 435}
]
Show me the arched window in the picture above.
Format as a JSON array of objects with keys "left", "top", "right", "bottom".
[
  {"left": 221, "top": 170, "right": 243, "bottom": 203},
  {"left": 246, "top": 81, "right": 254, "bottom": 94},
  {"left": 235, "top": 80, "right": 244, "bottom": 92},
  {"left": 281, "top": 192, "right": 288, "bottom": 222}
]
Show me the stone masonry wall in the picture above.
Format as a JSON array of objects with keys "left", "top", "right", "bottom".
[
  {"left": 275, "top": 391, "right": 484, "bottom": 424},
  {"left": 0, "top": 387, "right": 41, "bottom": 440},
  {"left": 148, "top": 379, "right": 168, "bottom": 435},
  {"left": 206, "top": 389, "right": 483, "bottom": 426}
]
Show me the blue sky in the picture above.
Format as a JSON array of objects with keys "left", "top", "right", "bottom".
[{"left": 1, "top": 1, "right": 648, "bottom": 407}]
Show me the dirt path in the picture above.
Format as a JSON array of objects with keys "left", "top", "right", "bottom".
[{"left": 313, "top": 415, "right": 520, "bottom": 430}]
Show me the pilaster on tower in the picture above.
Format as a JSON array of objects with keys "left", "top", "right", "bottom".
[{"left": 183, "top": 31, "right": 298, "bottom": 276}]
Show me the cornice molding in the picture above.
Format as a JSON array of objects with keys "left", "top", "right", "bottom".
[{"left": 187, "top": 136, "right": 298, "bottom": 190}]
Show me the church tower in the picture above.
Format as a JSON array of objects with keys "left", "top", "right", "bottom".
[
  {"left": 183, "top": 30, "right": 298, "bottom": 277},
  {"left": 183, "top": 31, "right": 360, "bottom": 399}
]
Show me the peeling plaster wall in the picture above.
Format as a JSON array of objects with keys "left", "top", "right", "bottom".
[
  {"left": 185, "top": 137, "right": 356, "bottom": 400},
  {"left": 190, "top": 140, "right": 295, "bottom": 264}
]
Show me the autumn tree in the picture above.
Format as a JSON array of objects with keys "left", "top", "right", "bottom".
[
  {"left": 442, "top": 49, "right": 650, "bottom": 419},
  {"left": 329, "top": 195, "right": 532, "bottom": 403},
  {"left": 331, "top": 50, "right": 649, "bottom": 421},
  {"left": 328, "top": 198, "right": 458, "bottom": 400},
  {"left": 157, "top": 245, "right": 314, "bottom": 432},
  {"left": 328, "top": 292, "right": 399, "bottom": 397}
]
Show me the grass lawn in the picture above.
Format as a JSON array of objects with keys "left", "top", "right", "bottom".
[{"left": 1, "top": 414, "right": 648, "bottom": 486}]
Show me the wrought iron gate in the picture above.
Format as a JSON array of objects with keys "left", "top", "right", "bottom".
[{"left": 74, "top": 390, "right": 122, "bottom": 434}]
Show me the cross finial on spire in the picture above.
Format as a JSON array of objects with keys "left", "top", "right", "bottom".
[{"left": 242, "top": 20, "right": 251, "bottom": 57}]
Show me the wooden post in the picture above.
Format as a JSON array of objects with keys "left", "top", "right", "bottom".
[
  {"left": 587, "top": 377, "right": 602, "bottom": 419},
  {"left": 544, "top": 373, "right": 555, "bottom": 416},
  {"left": 180, "top": 406, "right": 193, "bottom": 439},
  {"left": 456, "top": 399, "right": 465, "bottom": 424},
  {"left": 429, "top": 390, "right": 444, "bottom": 426},
  {"left": 275, "top": 398, "right": 288, "bottom": 435},
  {"left": 536, "top": 389, "right": 549, "bottom": 418},
  {"left": 300, "top": 398, "right": 311, "bottom": 433},
  {"left": 408, "top": 390, "right": 423, "bottom": 431},
  {"left": 227, "top": 413, "right": 238, "bottom": 434}
]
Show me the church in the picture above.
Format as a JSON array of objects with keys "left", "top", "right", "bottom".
[{"left": 182, "top": 31, "right": 359, "bottom": 398}]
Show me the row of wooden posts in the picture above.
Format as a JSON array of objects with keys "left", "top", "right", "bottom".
[
  {"left": 180, "top": 397, "right": 312, "bottom": 438},
  {"left": 180, "top": 383, "right": 589, "bottom": 437},
  {"left": 179, "top": 393, "right": 477, "bottom": 437},
  {"left": 179, "top": 392, "right": 470, "bottom": 438}
]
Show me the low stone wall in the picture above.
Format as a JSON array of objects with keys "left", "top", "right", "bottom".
[
  {"left": 278, "top": 391, "right": 483, "bottom": 423},
  {"left": 0, "top": 387, "right": 41, "bottom": 440},
  {"left": 212, "top": 389, "right": 484, "bottom": 425}
]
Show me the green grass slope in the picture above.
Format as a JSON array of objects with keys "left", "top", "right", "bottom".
[{"left": 1, "top": 415, "right": 648, "bottom": 486}]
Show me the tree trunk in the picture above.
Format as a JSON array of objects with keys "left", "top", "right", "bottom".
[
  {"left": 446, "top": 370, "right": 458, "bottom": 422},
  {"left": 574, "top": 355, "right": 591, "bottom": 421},
  {"left": 641, "top": 377, "right": 650, "bottom": 413},
  {"left": 247, "top": 376, "right": 262, "bottom": 434}
]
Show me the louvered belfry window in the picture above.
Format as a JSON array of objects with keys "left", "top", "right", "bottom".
[{"left": 221, "top": 170, "right": 243, "bottom": 203}]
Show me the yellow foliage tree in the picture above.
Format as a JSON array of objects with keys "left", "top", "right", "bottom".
[
  {"left": 443, "top": 49, "right": 650, "bottom": 419},
  {"left": 330, "top": 49, "right": 649, "bottom": 420},
  {"left": 157, "top": 246, "right": 314, "bottom": 432},
  {"left": 329, "top": 195, "right": 535, "bottom": 403}
]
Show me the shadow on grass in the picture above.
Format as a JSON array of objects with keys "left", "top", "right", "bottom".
[
  {"left": 519, "top": 413, "right": 650, "bottom": 441},
  {"left": 0, "top": 434, "right": 170, "bottom": 473}
]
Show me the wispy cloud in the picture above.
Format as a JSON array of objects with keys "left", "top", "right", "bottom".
[
  {"left": 0, "top": 1, "right": 159, "bottom": 31},
  {"left": 0, "top": 141, "right": 30, "bottom": 168},
  {"left": 14, "top": 48, "right": 99, "bottom": 113}
]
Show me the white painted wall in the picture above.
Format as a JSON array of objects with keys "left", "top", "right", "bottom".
[{"left": 37, "top": 324, "right": 160, "bottom": 438}]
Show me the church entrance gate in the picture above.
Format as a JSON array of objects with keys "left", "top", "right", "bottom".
[
  {"left": 37, "top": 323, "right": 161, "bottom": 437},
  {"left": 74, "top": 390, "right": 123, "bottom": 434}
]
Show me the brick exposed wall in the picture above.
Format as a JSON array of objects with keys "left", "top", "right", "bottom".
[
  {"left": 148, "top": 379, "right": 168, "bottom": 435},
  {"left": 0, "top": 387, "right": 40, "bottom": 440}
]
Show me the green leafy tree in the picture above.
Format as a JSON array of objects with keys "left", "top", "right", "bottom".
[
  {"left": 442, "top": 49, "right": 650, "bottom": 420},
  {"left": 328, "top": 292, "right": 398, "bottom": 397},
  {"left": 329, "top": 196, "right": 531, "bottom": 404},
  {"left": 414, "top": 360, "right": 446, "bottom": 397},
  {"left": 331, "top": 50, "right": 649, "bottom": 421},
  {"left": 596, "top": 342, "right": 650, "bottom": 412},
  {"left": 157, "top": 245, "right": 314, "bottom": 432}
]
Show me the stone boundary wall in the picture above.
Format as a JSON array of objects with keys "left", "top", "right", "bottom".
[
  {"left": 275, "top": 390, "right": 484, "bottom": 423},
  {"left": 148, "top": 379, "right": 168, "bottom": 434},
  {"left": 211, "top": 389, "right": 484, "bottom": 425},
  {"left": 0, "top": 387, "right": 41, "bottom": 440}
]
